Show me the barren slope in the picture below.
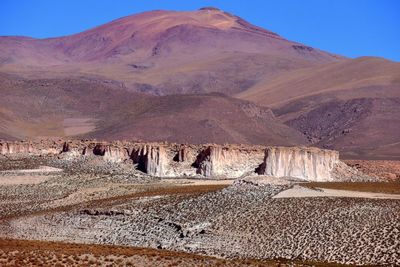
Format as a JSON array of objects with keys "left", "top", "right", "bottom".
[
  {"left": 0, "top": 8, "right": 342, "bottom": 95},
  {"left": 0, "top": 73, "right": 305, "bottom": 145},
  {"left": 238, "top": 57, "right": 400, "bottom": 106},
  {"left": 88, "top": 93, "right": 306, "bottom": 145},
  {"left": 238, "top": 57, "right": 400, "bottom": 159},
  {"left": 0, "top": 73, "right": 143, "bottom": 139}
]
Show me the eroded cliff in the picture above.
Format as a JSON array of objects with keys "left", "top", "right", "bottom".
[
  {"left": 0, "top": 140, "right": 365, "bottom": 181},
  {"left": 257, "top": 147, "right": 339, "bottom": 181}
]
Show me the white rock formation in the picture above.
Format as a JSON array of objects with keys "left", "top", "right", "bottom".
[
  {"left": 194, "top": 146, "right": 264, "bottom": 178},
  {"left": 103, "top": 146, "right": 129, "bottom": 163},
  {"left": 0, "top": 141, "right": 59, "bottom": 155},
  {"left": 131, "top": 145, "right": 167, "bottom": 177},
  {"left": 257, "top": 147, "right": 339, "bottom": 181},
  {"left": 145, "top": 145, "right": 167, "bottom": 177},
  {"left": 0, "top": 140, "right": 363, "bottom": 181}
]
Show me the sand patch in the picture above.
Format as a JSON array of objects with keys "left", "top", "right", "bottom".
[
  {"left": 1, "top": 166, "right": 63, "bottom": 174},
  {"left": 63, "top": 117, "right": 96, "bottom": 136},
  {"left": 274, "top": 185, "right": 400, "bottom": 199},
  {"left": 0, "top": 175, "right": 52, "bottom": 185},
  {"left": 163, "top": 178, "right": 235, "bottom": 186},
  {"left": 46, "top": 186, "right": 112, "bottom": 208},
  {"left": 0, "top": 166, "right": 61, "bottom": 185}
]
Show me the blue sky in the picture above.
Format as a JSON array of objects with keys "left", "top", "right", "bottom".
[{"left": 1, "top": 0, "right": 399, "bottom": 61}]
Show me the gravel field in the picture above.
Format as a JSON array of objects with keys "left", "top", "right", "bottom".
[{"left": 0, "top": 155, "right": 399, "bottom": 266}]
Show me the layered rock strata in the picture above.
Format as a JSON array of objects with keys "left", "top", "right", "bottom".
[{"left": 0, "top": 140, "right": 351, "bottom": 181}]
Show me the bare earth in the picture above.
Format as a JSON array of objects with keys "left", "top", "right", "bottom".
[
  {"left": 0, "top": 166, "right": 63, "bottom": 185},
  {"left": 344, "top": 159, "right": 400, "bottom": 180},
  {"left": 0, "top": 175, "right": 52, "bottom": 185},
  {"left": 0, "top": 239, "right": 343, "bottom": 267},
  {"left": 0, "top": 155, "right": 399, "bottom": 266},
  {"left": 63, "top": 117, "right": 96, "bottom": 136},
  {"left": 274, "top": 185, "right": 400, "bottom": 199}
]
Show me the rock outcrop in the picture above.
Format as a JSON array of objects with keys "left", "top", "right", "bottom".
[
  {"left": 0, "top": 141, "right": 60, "bottom": 155},
  {"left": 0, "top": 140, "right": 365, "bottom": 181},
  {"left": 93, "top": 144, "right": 130, "bottom": 163},
  {"left": 257, "top": 147, "right": 339, "bottom": 181},
  {"left": 193, "top": 146, "right": 265, "bottom": 178},
  {"left": 131, "top": 145, "right": 167, "bottom": 177}
]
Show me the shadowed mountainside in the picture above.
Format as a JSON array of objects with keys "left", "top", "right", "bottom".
[
  {"left": 238, "top": 57, "right": 400, "bottom": 159},
  {"left": 0, "top": 73, "right": 306, "bottom": 145}
]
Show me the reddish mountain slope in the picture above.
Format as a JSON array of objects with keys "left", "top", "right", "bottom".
[
  {"left": 88, "top": 93, "right": 306, "bottom": 145},
  {"left": 0, "top": 73, "right": 306, "bottom": 145},
  {"left": 238, "top": 57, "right": 400, "bottom": 159},
  {"left": 0, "top": 8, "right": 342, "bottom": 95}
]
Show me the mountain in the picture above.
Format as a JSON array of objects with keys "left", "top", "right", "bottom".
[
  {"left": 0, "top": 73, "right": 306, "bottom": 145},
  {"left": 238, "top": 57, "right": 400, "bottom": 159},
  {"left": 0, "top": 8, "right": 341, "bottom": 96},
  {"left": 0, "top": 8, "right": 398, "bottom": 159}
]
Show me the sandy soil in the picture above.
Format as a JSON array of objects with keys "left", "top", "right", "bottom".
[
  {"left": 0, "top": 175, "right": 52, "bottom": 185},
  {"left": 303, "top": 181, "right": 400, "bottom": 194},
  {"left": 63, "top": 117, "right": 96, "bottom": 136},
  {"left": 163, "top": 178, "right": 235, "bottom": 186},
  {"left": 0, "top": 166, "right": 63, "bottom": 174},
  {"left": 0, "top": 166, "right": 62, "bottom": 185},
  {"left": 274, "top": 185, "right": 400, "bottom": 199}
]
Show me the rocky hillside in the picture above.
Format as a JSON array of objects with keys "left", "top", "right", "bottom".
[{"left": 238, "top": 57, "right": 400, "bottom": 159}]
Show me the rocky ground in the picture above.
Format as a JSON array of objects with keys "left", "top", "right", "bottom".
[
  {"left": 345, "top": 159, "right": 400, "bottom": 181},
  {"left": 0, "top": 239, "right": 345, "bottom": 267},
  {"left": 0, "top": 155, "right": 399, "bottom": 266},
  {"left": 0, "top": 155, "right": 160, "bottom": 219}
]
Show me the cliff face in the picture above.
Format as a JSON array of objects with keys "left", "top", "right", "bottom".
[
  {"left": 93, "top": 144, "right": 130, "bottom": 163},
  {"left": 0, "top": 140, "right": 352, "bottom": 181},
  {"left": 131, "top": 145, "right": 167, "bottom": 177},
  {"left": 257, "top": 147, "right": 339, "bottom": 181},
  {"left": 194, "top": 146, "right": 265, "bottom": 178},
  {"left": 0, "top": 141, "right": 60, "bottom": 155}
]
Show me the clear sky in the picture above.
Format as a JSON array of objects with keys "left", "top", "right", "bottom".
[{"left": 1, "top": 0, "right": 399, "bottom": 61}]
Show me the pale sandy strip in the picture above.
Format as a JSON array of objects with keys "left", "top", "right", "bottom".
[{"left": 273, "top": 185, "right": 400, "bottom": 200}]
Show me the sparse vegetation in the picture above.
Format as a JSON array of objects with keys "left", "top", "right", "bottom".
[
  {"left": 0, "top": 239, "right": 326, "bottom": 267},
  {"left": 0, "top": 154, "right": 399, "bottom": 266}
]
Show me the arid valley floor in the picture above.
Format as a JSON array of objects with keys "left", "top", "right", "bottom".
[{"left": 0, "top": 141, "right": 399, "bottom": 266}]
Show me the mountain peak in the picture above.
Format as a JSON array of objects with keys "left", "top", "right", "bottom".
[
  {"left": 198, "top": 7, "right": 221, "bottom": 11},
  {"left": 0, "top": 8, "right": 341, "bottom": 65}
]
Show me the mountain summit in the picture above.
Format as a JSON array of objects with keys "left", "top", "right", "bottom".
[
  {"left": 1, "top": 8, "right": 339, "bottom": 64},
  {"left": 0, "top": 8, "right": 341, "bottom": 96}
]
